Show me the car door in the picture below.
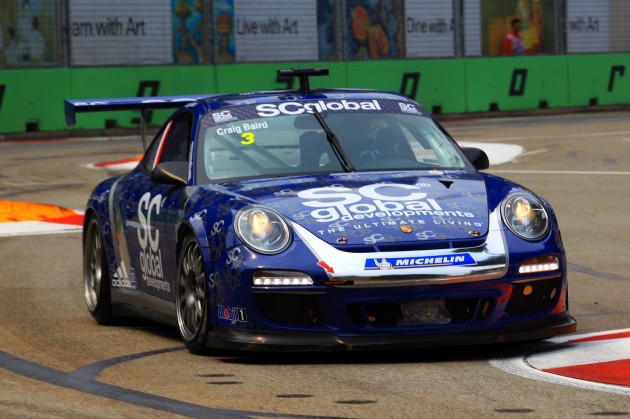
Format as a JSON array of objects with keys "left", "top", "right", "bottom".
[{"left": 117, "top": 112, "right": 193, "bottom": 303}]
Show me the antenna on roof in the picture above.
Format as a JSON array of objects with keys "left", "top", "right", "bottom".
[{"left": 277, "top": 68, "right": 329, "bottom": 93}]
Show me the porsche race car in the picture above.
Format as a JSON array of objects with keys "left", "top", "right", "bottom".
[{"left": 67, "top": 68, "right": 576, "bottom": 353}]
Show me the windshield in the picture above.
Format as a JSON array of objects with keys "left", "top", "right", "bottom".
[{"left": 197, "top": 107, "right": 468, "bottom": 182}]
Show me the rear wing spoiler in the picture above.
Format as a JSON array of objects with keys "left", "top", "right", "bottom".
[
  {"left": 64, "top": 94, "right": 219, "bottom": 148},
  {"left": 63, "top": 95, "right": 219, "bottom": 126}
]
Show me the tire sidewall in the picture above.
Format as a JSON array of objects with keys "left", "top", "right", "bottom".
[
  {"left": 83, "top": 215, "right": 113, "bottom": 324},
  {"left": 176, "top": 235, "right": 210, "bottom": 354}
]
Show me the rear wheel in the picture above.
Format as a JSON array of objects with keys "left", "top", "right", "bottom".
[
  {"left": 176, "top": 235, "right": 210, "bottom": 354},
  {"left": 83, "top": 215, "right": 113, "bottom": 324}
]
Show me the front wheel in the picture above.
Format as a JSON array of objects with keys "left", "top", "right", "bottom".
[
  {"left": 176, "top": 235, "right": 210, "bottom": 354},
  {"left": 83, "top": 214, "right": 113, "bottom": 324}
]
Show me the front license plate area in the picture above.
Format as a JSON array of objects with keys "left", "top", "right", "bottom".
[{"left": 399, "top": 300, "right": 452, "bottom": 326}]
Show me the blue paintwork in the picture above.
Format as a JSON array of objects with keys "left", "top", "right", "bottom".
[{"left": 79, "top": 86, "right": 576, "bottom": 350}]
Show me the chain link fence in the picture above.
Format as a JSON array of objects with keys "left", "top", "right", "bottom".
[{"left": 1, "top": 0, "right": 628, "bottom": 69}]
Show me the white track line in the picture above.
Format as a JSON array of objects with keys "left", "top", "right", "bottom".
[
  {"left": 459, "top": 141, "right": 524, "bottom": 166},
  {"left": 478, "top": 130, "right": 630, "bottom": 142},
  {"left": 519, "top": 148, "right": 548, "bottom": 157},
  {"left": 0, "top": 221, "right": 82, "bottom": 237}
]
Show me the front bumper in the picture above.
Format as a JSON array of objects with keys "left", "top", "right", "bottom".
[{"left": 206, "top": 311, "right": 576, "bottom": 351}]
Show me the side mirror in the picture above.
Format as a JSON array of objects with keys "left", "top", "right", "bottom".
[
  {"left": 151, "top": 161, "right": 189, "bottom": 186},
  {"left": 461, "top": 147, "right": 490, "bottom": 171}
]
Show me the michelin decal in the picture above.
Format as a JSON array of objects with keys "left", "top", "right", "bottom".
[{"left": 365, "top": 253, "right": 476, "bottom": 270}]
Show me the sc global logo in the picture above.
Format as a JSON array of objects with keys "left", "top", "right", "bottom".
[
  {"left": 136, "top": 192, "right": 165, "bottom": 283},
  {"left": 137, "top": 192, "right": 162, "bottom": 252},
  {"left": 212, "top": 110, "right": 237, "bottom": 123}
]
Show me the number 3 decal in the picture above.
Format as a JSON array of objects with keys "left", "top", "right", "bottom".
[{"left": 241, "top": 132, "right": 255, "bottom": 145}]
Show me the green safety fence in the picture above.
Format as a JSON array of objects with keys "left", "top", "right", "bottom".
[{"left": 0, "top": 54, "right": 628, "bottom": 134}]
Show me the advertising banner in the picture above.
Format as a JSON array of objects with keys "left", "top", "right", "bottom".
[
  {"left": 68, "top": 0, "right": 172, "bottom": 66},
  {"left": 318, "top": 0, "right": 338, "bottom": 61},
  {"left": 172, "top": 0, "right": 204, "bottom": 64},
  {"left": 464, "top": 0, "right": 482, "bottom": 56},
  {"left": 566, "top": 0, "right": 609, "bottom": 53},
  {"left": 404, "top": 1, "right": 454, "bottom": 58},
  {"left": 345, "top": 0, "right": 404, "bottom": 60},
  {"left": 609, "top": 0, "right": 630, "bottom": 53},
  {"left": 0, "top": 0, "right": 58, "bottom": 67},
  {"left": 215, "top": 0, "right": 317, "bottom": 63},
  {"left": 480, "top": 0, "right": 556, "bottom": 56}
]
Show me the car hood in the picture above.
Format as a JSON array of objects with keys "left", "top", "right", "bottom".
[{"left": 217, "top": 171, "right": 490, "bottom": 246}]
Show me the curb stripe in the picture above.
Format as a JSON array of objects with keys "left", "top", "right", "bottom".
[
  {"left": 93, "top": 155, "right": 142, "bottom": 168},
  {"left": 568, "top": 331, "right": 630, "bottom": 344},
  {"left": 545, "top": 359, "right": 630, "bottom": 387},
  {"left": 491, "top": 329, "right": 630, "bottom": 395}
]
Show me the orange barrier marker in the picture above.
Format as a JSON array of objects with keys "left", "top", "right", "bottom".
[{"left": 0, "top": 200, "right": 84, "bottom": 225}]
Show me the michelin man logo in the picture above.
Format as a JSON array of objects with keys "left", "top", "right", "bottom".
[{"left": 374, "top": 258, "right": 393, "bottom": 270}]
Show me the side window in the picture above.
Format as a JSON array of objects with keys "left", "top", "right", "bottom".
[
  {"left": 158, "top": 113, "right": 192, "bottom": 164},
  {"left": 141, "top": 123, "right": 170, "bottom": 172}
]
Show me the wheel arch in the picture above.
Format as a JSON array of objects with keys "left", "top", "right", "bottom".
[
  {"left": 82, "top": 207, "right": 97, "bottom": 244},
  {"left": 82, "top": 206, "right": 109, "bottom": 252}
]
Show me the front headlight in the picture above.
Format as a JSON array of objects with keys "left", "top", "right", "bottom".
[
  {"left": 234, "top": 207, "right": 291, "bottom": 254},
  {"left": 501, "top": 194, "right": 549, "bottom": 241}
]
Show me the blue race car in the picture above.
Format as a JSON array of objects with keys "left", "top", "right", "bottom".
[{"left": 67, "top": 68, "right": 576, "bottom": 353}]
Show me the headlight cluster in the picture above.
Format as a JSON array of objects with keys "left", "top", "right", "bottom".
[
  {"left": 519, "top": 255, "right": 560, "bottom": 274},
  {"left": 501, "top": 194, "right": 549, "bottom": 241},
  {"left": 235, "top": 207, "right": 291, "bottom": 254}
]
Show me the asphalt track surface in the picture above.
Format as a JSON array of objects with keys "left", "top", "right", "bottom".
[{"left": 1, "top": 111, "right": 630, "bottom": 418}]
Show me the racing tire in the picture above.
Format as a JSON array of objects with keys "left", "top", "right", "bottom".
[
  {"left": 83, "top": 214, "right": 114, "bottom": 324},
  {"left": 176, "top": 235, "right": 210, "bottom": 354}
]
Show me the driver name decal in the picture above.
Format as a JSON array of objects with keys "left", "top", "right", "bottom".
[
  {"left": 216, "top": 120, "right": 269, "bottom": 135},
  {"left": 137, "top": 192, "right": 170, "bottom": 292}
]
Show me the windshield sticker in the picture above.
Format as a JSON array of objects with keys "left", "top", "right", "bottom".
[
  {"left": 398, "top": 102, "right": 421, "bottom": 114},
  {"left": 256, "top": 100, "right": 381, "bottom": 117},
  {"left": 216, "top": 121, "right": 269, "bottom": 136},
  {"left": 364, "top": 253, "right": 476, "bottom": 270},
  {"left": 212, "top": 110, "right": 238, "bottom": 123},
  {"left": 201, "top": 99, "right": 429, "bottom": 128},
  {"left": 240, "top": 132, "right": 255, "bottom": 145}
]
